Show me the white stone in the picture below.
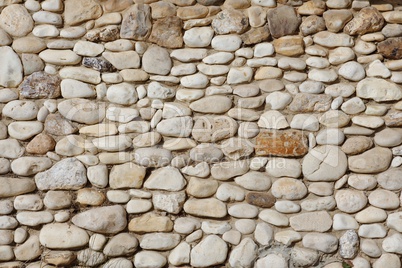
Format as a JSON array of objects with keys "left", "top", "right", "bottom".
[
  {"left": 73, "top": 41, "right": 104, "bottom": 56},
  {"left": 357, "top": 78, "right": 402, "bottom": 102},
  {"left": 338, "top": 61, "right": 366, "bottom": 81},
  {"left": 190, "top": 235, "right": 228, "bottom": 267},
  {"left": 211, "top": 35, "right": 242, "bottom": 52},
  {"left": 183, "top": 27, "right": 214, "bottom": 48},
  {"left": 0, "top": 46, "right": 23, "bottom": 87}
]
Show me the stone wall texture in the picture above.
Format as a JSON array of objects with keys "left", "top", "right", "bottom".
[{"left": 1, "top": 0, "right": 402, "bottom": 267}]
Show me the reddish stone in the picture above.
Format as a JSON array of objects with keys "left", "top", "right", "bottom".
[
  {"left": 246, "top": 192, "right": 276, "bottom": 208},
  {"left": 255, "top": 130, "right": 308, "bottom": 157},
  {"left": 26, "top": 133, "right": 56, "bottom": 154}
]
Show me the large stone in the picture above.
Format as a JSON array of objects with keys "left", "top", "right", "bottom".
[
  {"left": 0, "top": 46, "right": 23, "bottom": 87},
  {"left": 273, "top": 36, "right": 304, "bottom": 56},
  {"left": 64, "top": 0, "right": 102, "bottom": 25},
  {"left": 267, "top": 6, "right": 301, "bottom": 38},
  {"left": 378, "top": 37, "right": 402, "bottom": 60},
  {"left": 72, "top": 205, "right": 127, "bottom": 234},
  {"left": 191, "top": 235, "right": 228, "bottom": 267},
  {"left": 255, "top": 130, "right": 308, "bottom": 157},
  {"left": 120, "top": 4, "right": 152, "bottom": 40},
  {"left": 11, "top": 157, "right": 51, "bottom": 176},
  {"left": 357, "top": 78, "right": 402, "bottom": 102},
  {"left": 289, "top": 93, "right": 331, "bottom": 112},
  {"left": 0, "top": 177, "right": 35, "bottom": 198},
  {"left": 144, "top": 166, "right": 186, "bottom": 191},
  {"left": 128, "top": 213, "right": 173, "bottom": 233},
  {"left": 302, "top": 233, "right": 338, "bottom": 253},
  {"left": 190, "top": 96, "right": 232, "bottom": 114},
  {"left": 39, "top": 223, "right": 89, "bottom": 249},
  {"left": 302, "top": 145, "right": 348, "bottom": 182},
  {"left": 348, "top": 147, "right": 392, "bottom": 173},
  {"left": 184, "top": 198, "right": 227, "bottom": 218},
  {"left": 109, "top": 163, "right": 146, "bottom": 189},
  {"left": 290, "top": 211, "right": 332, "bottom": 232},
  {"left": 335, "top": 190, "right": 367, "bottom": 213},
  {"left": 0, "top": 139, "right": 25, "bottom": 158},
  {"left": 0, "top": 4, "right": 33, "bottom": 37},
  {"left": 183, "top": 27, "right": 214, "bottom": 48},
  {"left": 212, "top": 9, "right": 248, "bottom": 35},
  {"left": 149, "top": 16, "right": 183, "bottom": 49},
  {"left": 20, "top": 71, "right": 61, "bottom": 99},
  {"left": 344, "top": 7, "right": 385, "bottom": 35},
  {"left": 142, "top": 46, "right": 172, "bottom": 75},
  {"left": 2, "top": 100, "right": 38, "bottom": 120},
  {"left": 192, "top": 115, "right": 237, "bottom": 142},
  {"left": 58, "top": 99, "right": 106, "bottom": 124},
  {"left": 313, "top": 31, "right": 354, "bottom": 48},
  {"left": 35, "top": 158, "right": 87, "bottom": 190}
]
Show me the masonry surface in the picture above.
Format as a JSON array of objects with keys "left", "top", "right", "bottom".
[{"left": 1, "top": 0, "right": 402, "bottom": 267}]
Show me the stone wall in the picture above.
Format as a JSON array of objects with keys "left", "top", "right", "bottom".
[{"left": 1, "top": 0, "right": 402, "bottom": 267}]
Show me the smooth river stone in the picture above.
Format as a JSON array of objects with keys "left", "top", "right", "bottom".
[
  {"left": 348, "top": 147, "right": 392, "bottom": 173},
  {"left": 2, "top": 100, "right": 38, "bottom": 121},
  {"left": 0, "top": 46, "right": 23, "bottom": 87},
  {"left": 189, "top": 96, "right": 232, "bottom": 114},
  {"left": 184, "top": 198, "right": 227, "bottom": 218},
  {"left": 39, "top": 223, "right": 89, "bottom": 249},
  {"left": 357, "top": 78, "right": 402, "bottom": 102},
  {"left": 72, "top": 205, "right": 127, "bottom": 234},
  {"left": 0, "top": 177, "right": 36, "bottom": 198},
  {"left": 58, "top": 98, "right": 106, "bottom": 124}
]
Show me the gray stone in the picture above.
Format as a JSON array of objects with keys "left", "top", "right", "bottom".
[
  {"left": 142, "top": 46, "right": 172, "bottom": 75},
  {"left": 339, "top": 230, "right": 359, "bottom": 259},
  {"left": 35, "top": 158, "right": 87, "bottom": 190}
]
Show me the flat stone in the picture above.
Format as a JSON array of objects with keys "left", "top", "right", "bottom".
[
  {"left": 290, "top": 211, "right": 332, "bottom": 232},
  {"left": 39, "top": 223, "right": 89, "bottom": 249},
  {"left": 0, "top": 4, "right": 33, "bottom": 37},
  {"left": 190, "top": 235, "right": 228, "bottom": 267},
  {"left": 368, "top": 189, "right": 399, "bottom": 209},
  {"left": 11, "top": 156, "right": 51, "bottom": 176},
  {"left": 359, "top": 224, "right": 387, "bottom": 238},
  {"left": 102, "top": 51, "right": 140, "bottom": 70},
  {"left": 266, "top": 158, "right": 301, "bottom": 178},
  {"left": 58, "top": 99, "right": 106, "bottom": 124},
  {"left": 129, "top": 213, "right": 173, "bottom": 233},
  {"left": 8, "top": 121, "right": 42, "bottom": 141},
  {"left": 189, "top": 96, "right": 232, "bottom": 114},
  {"left": 73, "top": 41, "right": 104, "bottom": 57},
  {"left": 134, "top": 251, "right": 167, "bottom": 268},
  {"left": 227, "top": 67, "right": 253, "bottom": 84},
  {"left": 35, "top": 158, "right": 87, "bottom": 190},
  {"left": 59, "top": 66, "right": 101, "bottom": 84},
  {"left": 271, "top": 177, "right": 307, "bottom": 200},
  {"left": 289, "top": 93, "right": 331, "bottom": 113},
  {"left": 246, "top": 192, "right": 275, "bottom": 208},
  {"left": 348, "top": 147, "right": 392, "bottom": 173},
  {"left": 344, "top": 7, "right": 384, "bottom": 35},
  {"left": 0, "top": 46, "right": 23, "bottom": 87},
  {"left": 302, "top": 233, "right": 338, "bottom": 253},
  {"left": 378, "top": 168, "right": 402, "bottom": 190},
  {"left": 313, "top": 31, "right": 354, "bottom": 47},
  {"left": 255, "top": 130, "right": 308, "bottom": 157},
  {"left": 230, "top": 170, "right": 268, "bottom": 190},
  {"left": 72, "top": 205, "right": 126, "bottom": 234},
  {"left": 357, "top": 77, "right": 402, "bottom": 102},
  {"left": 0, "top": 177, "right": 35, "bottom": 198},
  {"left": 184, "top": 198, "right": 227, "bottom": 218}
]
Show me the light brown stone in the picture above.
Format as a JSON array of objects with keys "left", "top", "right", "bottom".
[
  {"left": 344, "top": 7, "right": 385, "bottom": 35},
  {"left": 149, "top": 16, "right": 183, "bottom": 48},
  {"left": 273, "top": 36, "right": 304, "bottom": 56},
  {"left": 26, "top": 133, "right": 56, "bottom": 154}
]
